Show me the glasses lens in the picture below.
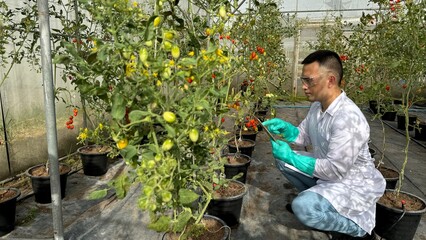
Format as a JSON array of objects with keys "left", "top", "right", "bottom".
[{"left": 300, "top": 77, "right": 312, "bottom": 87}]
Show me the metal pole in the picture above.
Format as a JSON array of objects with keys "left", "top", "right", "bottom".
[{"left": 36, "top": 0, "right": 64, "bottom": 239}]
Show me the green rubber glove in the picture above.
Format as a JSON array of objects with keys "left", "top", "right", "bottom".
[
  {"left": 263, "top": 118, "right": 299, "bottom": 142},
  {"left": 271, "top": 140, "right": 316, "bottom": 176}
]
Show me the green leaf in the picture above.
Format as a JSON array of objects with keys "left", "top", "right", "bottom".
[
  {"left": 88, "top": 189, "right": 108, "bottom": 200},
  {"left": 164, "top": 124, "right": 176, "bottom": 137},
  {"left": 179, "top": 189, "right": 199, "bottom": 204},
  {"left": 53, "top": 54, "right": 71, "bottom": 65},
  {"left": 172, "top": 208, "right": 192, "bottom": 232},
  {"left": 120, "top": 145, "right": 138, "bottom": 160},
  {"left": 148, "top": 215, "right": 171, "bottom": 232},
  {"left": 180, "top": 57, "right": 197, "bottom": 66},
  {"left": 111, "top": 93, "right": 126, "bottom": 120},
  {"left": 145, "top": 16, "right": 157, "bottom": 40},
  {"left": 129, "top": 110, "right": 150, "bottom": 122},
  {"left": 111, "top": 173, "right": 131, "bottom": 199}
]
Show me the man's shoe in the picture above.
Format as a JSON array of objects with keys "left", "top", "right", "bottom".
[{"left": 285, "top": 203, "right": 294, "bottom": 214}]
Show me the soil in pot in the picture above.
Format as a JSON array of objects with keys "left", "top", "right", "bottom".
[
  {"left": 78, "top": 145, "right": 111, "bottom": 176},
  {"left": 375, "top": 190, "right": 426, "bottom": 240},
  {"left": 377, "top": 166, "right": 399, "bottom": 189},
  {"left": 227, "top": 139, "right": 255, "bottom": 157},
  {"left": 0, "top": 188, "right": 20, "bottom": 237},
  {"left": 163, "top": 215, "right": 230, "bottom": 240},
  {"left": 223, "top": 153, "right": 252, "bottom": 183},
  {"left": 207, "top": 180, "right": 247, "bottom": 228},
  {"left": 27, "top": 164, "right": 71, "bottom": 204}
]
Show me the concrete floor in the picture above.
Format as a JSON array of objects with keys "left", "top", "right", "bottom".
[{"left": 2, "top": 101, "right": 425, "bottom": 240}]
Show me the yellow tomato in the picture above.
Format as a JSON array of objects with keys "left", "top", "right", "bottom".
[
  {"left": 116, "top": 139, "right": 128, "bottom": 149},
  {"left": 153, "top": 16, "right": 161, "bottom": 27}
]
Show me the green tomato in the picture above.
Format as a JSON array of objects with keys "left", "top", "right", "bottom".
[
  {"left": 154, "top": 154, "right": 162, "bottom": 162},
  {"left": 139, "top": 48, "right": 148, "bottom": 62},
  {"left": 122, "top": 49, "right": 132, "bottom": 59},
  {"left": 143, "top": 186, "right": 154, "bottom": 196},
  {"left": 219, "top": 5, "right": 227, "bottom": 19},
  {"left": 147, "top": 160, "right": 156, "bottom": 169},
  {"left": 161, "top": 191, "right": 172, "bottom": 202},
  {"left": 171, "top": 45, "right": 180, "bottom": 59},
  {"left": 162, "top": 111, "right": 176, "bottom": 123},
  {"left": 189, "top": 128, "right": 199, "bottom": 142},
  {"left": 162, "top": 139, "right": 174, "bottom": 151}
]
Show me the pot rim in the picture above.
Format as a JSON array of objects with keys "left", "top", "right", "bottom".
[
  {"left": 377, "top": 166, "right": 400, "bottom": 180},
  {"left": 227, "top": 138, "right": 256, "bottom": 148},
  {"left": 25, "top": 163, "right": 71, "bottom": 178},
  {"left": 0, "top": 187, "right": 21, "bottom": 202},
  {"left": 377, "top": 189, "right": 426, "bottom": 214},
  {"left": 77, "top": 144, "right": 112, "bottom": 155},
  {"left": 221, "top": 153, "right": 252, "bottom": 167},
  {"left": 212, "top": 179, "right": 248, "bottom": 201}
]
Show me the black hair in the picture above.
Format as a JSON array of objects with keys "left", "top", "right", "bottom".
[{"left": 301, "top": 50, "right": 343, "bottom": 85}]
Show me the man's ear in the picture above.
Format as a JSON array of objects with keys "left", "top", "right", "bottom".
[{"left": 328, "top": 74, "right": 337, "bottom": 87}]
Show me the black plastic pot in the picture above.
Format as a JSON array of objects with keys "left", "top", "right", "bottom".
[
  {"left": 414, "top": 121, "right": 426, "bottom": 141},
  {"left": 0, "top": 188, "right": 20, "bottom": 237},
  {"left": 375, "top": 190, "right": 426, "bottom": 240},
  {"left": 222, "top": 153, "right": 252, "bottom": 183},
  {"left": 397, "top": 114, "right": 417, "bottom": 131},
  {"left": 207, "top": 180, "right": 247, "bottom": 227},
  {"left": 377, "top": 166, "right": 399, "bottom": 190},
  {"left": 26, "top": 164, "right": 71, "bottom": 204},
  {"left": 381, "top": 111, "right": 397, "bottom": 121},
  {"left": 78, "top": 145, "right": 110, "bottom": 176},
  {"left": 369, "top": 100, "right": 378, "bottom": 114},
  {"left": 236, "top": 130, "right": 258, "bottom": 142},
  {"left": 255, "top": 109, "right": 268, "bottom": 117},
  {"left": 227, "top": 139, "right": 256, "bottom": 157},
  {"left": 162, "top": 214, "right": 230, "bottom": 240}
]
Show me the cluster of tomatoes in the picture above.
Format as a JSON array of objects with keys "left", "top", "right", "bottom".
[
  {"left": 66, "top": 108, "right": 78, "bottom": 130},
  {"left": 355, "top": 64, "right": 366, "bottom": 74},
  {"left": 389, "top": 0, "right": 401, "bottom": 12},
  {"left": 340, "top": 55, "right": 349, "bottom": 61},
  {"left": 249, "top": 46, "right": 266, "bottom": 61},
  {"left": 228, "top": 101, "right": 240, "bottom": 110},
  {"left": 245, "top": 117, "right": 259, "bottom": 132},
  {"left": 256, "top": 46, "right": 265, "bottom": 54},
  {"left": 219, "top": 35, "right": 236, "bottom": 44}
]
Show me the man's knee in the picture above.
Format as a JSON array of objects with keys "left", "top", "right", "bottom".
[{"left": 292, "top": 192, "right": 324, "bottom": 225}]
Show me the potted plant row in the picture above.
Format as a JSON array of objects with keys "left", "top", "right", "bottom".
[{"left": 359, "top": 1, "right": 426, "bottom": 239}]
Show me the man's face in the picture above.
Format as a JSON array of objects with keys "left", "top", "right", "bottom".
[{"left": 300, "top": 62, "right": 328, "bottom": 102}]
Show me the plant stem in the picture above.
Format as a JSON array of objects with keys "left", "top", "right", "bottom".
[
  {"left": 195, "top": 182, "right": 211, "bottom": 224},
  {"left": 376, "top": 119, "right": 386, "bottom": 168}
]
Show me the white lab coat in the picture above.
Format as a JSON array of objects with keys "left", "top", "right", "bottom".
[{"left": 294, "top": 91, "right": 386, "bottom": 233}]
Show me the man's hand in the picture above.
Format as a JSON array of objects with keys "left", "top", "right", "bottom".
[
  {"left": 270, "top": 140, "right": 316, "bottom": 176},
  {"left": 263, "top": 118, "right": 299, "bottom": 142}
]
